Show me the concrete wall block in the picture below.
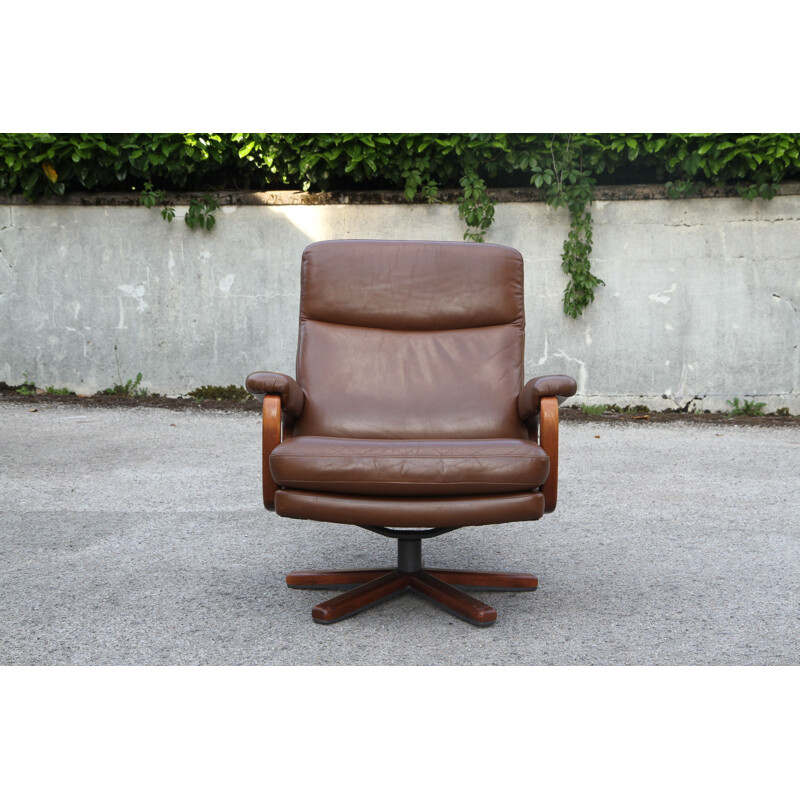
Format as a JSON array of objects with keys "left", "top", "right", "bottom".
[{"left": 1, "top": 196, "right": 798, "bottom": 412}]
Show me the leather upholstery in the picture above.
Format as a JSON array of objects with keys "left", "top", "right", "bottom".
[
  {"left": 245, "top": 372, "right": 305, "bottom": 418},
  {"left": 274, "top": 488, "right": 546, "bottom": 529},
  {"left": 299, "top": 239, "right": 524, "bottom": 330},
  {"left": 294, "top": 240, "right": 526, "bottom": 440},
  {"left": 294, "top": 321, "right": 526, "bottom": 439},
  {"left": 518, "top": 375, "right": 578, "bottom": 421},
  {"left": 247, "top": 239, "right": 574, "bottom": 528},
  {"left": 270, "top": 436, "right": 550, "bottom": 497}
]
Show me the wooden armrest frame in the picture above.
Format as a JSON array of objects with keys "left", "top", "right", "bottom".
[
  {"left": 262, "top": 396, "right": 282, "bottom": 510},
  {"left": 539, "top": 396, "right": 559, "bottom": 513}
]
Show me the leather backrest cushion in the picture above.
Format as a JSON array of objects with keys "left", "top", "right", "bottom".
[
  {"left": 295, "top": 321, "right": 526, "bottom": 438},
  {"left": 294, "top": 240, "right": 527, "bottom": 439},
  {"left": 300, "top": 240, "right": 524, "bottom": 330}
]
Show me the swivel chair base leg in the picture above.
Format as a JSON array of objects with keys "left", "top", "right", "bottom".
[{"left": 286, "top": 545, "right": 538, "bottom": 627}]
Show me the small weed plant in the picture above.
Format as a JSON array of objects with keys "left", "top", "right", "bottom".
[
  {"left": 101, "top": 372, "right": 148, "bottom": 397},
  {"left": 726, "top": 397, "right": 766, "bottom": 417},
  {"left": 188, "top": 384, "right": 250, "bottom": 402},
  {"left": 605, "top": 404, "right": 651, "bottom": 414},
  {"left": 103, "top": 346, "right": 149, "bottom": 397},
  {"left": 15, "top": 381, "right": 37, "bottom": 396},
  {"left": 580, "top": 403, "right": 607, "bottom": 416}
]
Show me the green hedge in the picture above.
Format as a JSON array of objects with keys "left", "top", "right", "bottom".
[
  {"left": 3, "top": 133, "right": 798, "bottom": 316},
  {"left": 3, "top": 133, "right": 799, "bottom": 200}
]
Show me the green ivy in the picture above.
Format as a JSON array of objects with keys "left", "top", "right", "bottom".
[
  {"left": 3, "top": 133, "right": 800, "bottom": 317},
  {"left": 528, "top": 136, "right": 604, "bottom": 317}
]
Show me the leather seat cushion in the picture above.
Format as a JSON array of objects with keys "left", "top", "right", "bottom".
[
  {"left": 274, "top": 489, "right": 546, "bottom": 528},
  {"left": 270, "top": 436, "right": 549, "bottom": 497}
]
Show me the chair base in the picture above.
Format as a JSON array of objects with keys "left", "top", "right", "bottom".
[{"left": 286, "top": 538, "right": 538, "bottom": 626}]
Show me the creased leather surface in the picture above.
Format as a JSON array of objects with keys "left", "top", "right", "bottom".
[
  {"left": 274, "top": 489, "right": 546, "bottom": 528},
  {"left": 254, "top": 239, "right": 567, "bottom": 528},
  {"left": 301, "top": 240, "right": 524, "bottom": 330},
  {"left": 245, "top": 372, "right": 305, "bottom": 418},
  {"left": 295, "top": 321, "right": 525, "bottom": 438},
  {"left": 271, "top": 436, "right": 549, "bottom": 496},
  {"left": 518, "top": 375, "right": 578, "bottom": 421}
]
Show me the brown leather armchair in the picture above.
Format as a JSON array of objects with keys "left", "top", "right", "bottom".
[{"left": 246, "top": 240, "right": 576, "bottom": 626}]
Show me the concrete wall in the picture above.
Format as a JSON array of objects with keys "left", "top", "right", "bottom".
[{"left": 1, "top": 193, "right": 799, "bottom": 411}]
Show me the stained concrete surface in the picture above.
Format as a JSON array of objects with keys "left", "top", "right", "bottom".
[
  {"left": 2, "top": 197, "right": 799, "bottom": 413},
  {"left": 1, "top": 403, "right": 799, "bottom": 665}
]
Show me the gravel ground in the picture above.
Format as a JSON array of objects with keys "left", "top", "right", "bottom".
[{"left": 1, "top": 402, "right": 799, "bottom": 665}]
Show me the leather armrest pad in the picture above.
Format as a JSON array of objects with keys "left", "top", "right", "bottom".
[
  {"left": 245, "top": 372, "right": 305, "bottom": 418},
  {"left": 518, "top": 375, "right": 577, "bottom": 421}
]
